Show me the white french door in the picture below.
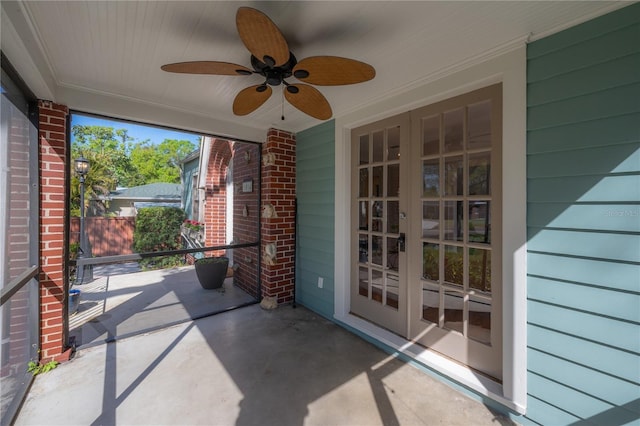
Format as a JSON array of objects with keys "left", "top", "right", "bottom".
[
  {"left": 350, "top": 114, "right": 409, "bottom": 336},
  {"left": 351, "top": 84, "right": 503, "bottom": 380}
]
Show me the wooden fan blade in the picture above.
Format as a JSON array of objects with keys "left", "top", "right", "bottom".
[
  {"left": 236, "top": 7, "right": 290, "bottom": 67},
  {"left": 293, "top": 56, "right": 375, "bottom": 86},
  {"left": 233, "top": 85, "right": 272, "bottom": 116},
  {"left": 284, "top": 84, "right": 332, "bottom": 120},
  {"left": 161, "top": 61, "right": 252, "bottom": 75}
]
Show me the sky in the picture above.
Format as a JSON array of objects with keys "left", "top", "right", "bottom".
[{"left": 71, "top": 113, "right": 201, "bottom": 147}]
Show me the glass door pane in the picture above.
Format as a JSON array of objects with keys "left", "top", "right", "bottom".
[
  {"left": 410, "top": 84, "right": 502, "bottom": 380},
  {"left": 353, "top": 121, "right": 405, "bottom": 326},
  {"left": 419, "top": 94, "right": 496, "bottom": 343}
]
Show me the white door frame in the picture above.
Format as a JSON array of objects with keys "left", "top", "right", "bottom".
[{"left": 333, "top": 45, "right": 528, "bottom": 413}]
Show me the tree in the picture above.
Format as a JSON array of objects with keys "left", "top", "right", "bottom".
[
  {"left": 71, "top": 125, "right": 139, "bottom": 215},
  {"left": 130, "top": 138, "right": 196, "bottom": 184},
  {"left": 71, "top": 125, "right": 140, "bottom": 188},
  {"left": 69, "top": 150, "right": 114, "bottom": 216},
  {"left": 70, "top": 124, "right": 197, "bottom": 215}
]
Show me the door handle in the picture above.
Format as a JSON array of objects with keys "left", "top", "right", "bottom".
[{"left": 398, "top": 233, "right": 406, "bottom": 252}]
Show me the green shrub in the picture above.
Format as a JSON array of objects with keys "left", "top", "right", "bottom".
[
  {"left": 422, "top": 245, "right": 491, "bottom": 292},
  {"left": 133, "top": 207, "right": 186, "bottom": 269},
  {"left": 27, "top": 359, "right": 59, "bottom": 375},
  {"left": 69, "top": 242, "right": 80, "bottom": 260}
]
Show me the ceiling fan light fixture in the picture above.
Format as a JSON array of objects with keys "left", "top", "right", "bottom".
[
  {"left": 293, "top": 69, "right": 309, "bottom": 79},
  {"left": 263, "top": 55, "right": 276, "bottom": 67},
  {"left": 266, "top": 71, "right": 283, "bottom": 86}
]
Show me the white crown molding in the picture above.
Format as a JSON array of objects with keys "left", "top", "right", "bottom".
[
  {"left": 1, "top": 1, "right": 56, "bottom": 100},
  {"left": 18, "top": 1, "right": 59, "bottom": 85}
]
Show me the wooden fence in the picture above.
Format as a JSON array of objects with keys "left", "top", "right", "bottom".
[{"left": 70, "top": 217, "right": 135, "bottom": 257}]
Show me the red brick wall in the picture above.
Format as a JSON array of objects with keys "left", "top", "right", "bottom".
[
  {"left": 7, "top": 112, "right": 30, "bottom": 278},
  {"left": 70, "top": 217, "right": 135, "bottom": 256},
  {"left": 38, "top": 101, "right": 69, "bottom": 361},
  {"left": 1, "top": 101, "right": 33, "bottom": 377},
  {"left": 260, "top": 129, "right": 296, "bottom": 304},
  {"left": 204, "top": 138, "right": 232, "bottom": 256},
  {"left": 232, "top": 143, "right": 261, "bottom": 298}
]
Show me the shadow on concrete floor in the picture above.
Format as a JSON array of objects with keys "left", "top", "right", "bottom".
[
  {"left": 18, "top": 304, "right": 517, "bottom": 426},
  {"left": 69, "top": 263, "right": 256, "bottom": 348}
]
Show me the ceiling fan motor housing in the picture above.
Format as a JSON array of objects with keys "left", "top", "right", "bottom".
[{"left": 251, "top": 53, "right": 297, "bottom": 86}]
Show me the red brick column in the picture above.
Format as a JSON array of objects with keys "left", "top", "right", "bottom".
[
  {"left": 232, "top": 143, "right": 260, "bottom": 298},
  {"left": 38, "top": 101, "right": 71, "bottom": 362},
  {"left": 260, "top": 128, "right": 296, "bottom": 304}
]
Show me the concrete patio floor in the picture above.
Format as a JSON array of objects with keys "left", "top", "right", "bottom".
[
  {"left": 16, "top": 304, "right": 515, "bottom": 425},
  {"left": 69, "top": 263, "right": 257, "bottom": 348}
]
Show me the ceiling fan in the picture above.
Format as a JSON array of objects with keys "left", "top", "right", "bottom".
[{"left": 161, "top": 7, "right": 375, "bottom": 121}]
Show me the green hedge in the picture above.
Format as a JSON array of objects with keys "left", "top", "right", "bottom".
[{"left": 133, "top": 207, "right": 185, "bottom": 269}]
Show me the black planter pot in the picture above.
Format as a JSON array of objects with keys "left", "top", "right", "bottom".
[{"left": 194, "top": 256, "right": 229, "bottom": 289}]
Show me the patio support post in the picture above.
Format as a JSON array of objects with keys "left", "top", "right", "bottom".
[
  {"left": 38, "top": 101, "right": 73, "bottom": 362},
  {"left": 260, "top": 128, "right": 296, "bottom": 305}
]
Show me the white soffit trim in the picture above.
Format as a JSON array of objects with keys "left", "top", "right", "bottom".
[
  {"left": 333, "top": 46, "right": 528, "bottom": 414},
  {"left": 0, "top": 2, "right": 56, "bottom": 100},
  {"left": 59, "top": 85, "right": 265, "bottom": 144}
]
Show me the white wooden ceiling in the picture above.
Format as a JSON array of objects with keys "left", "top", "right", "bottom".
[{"left": 1, "top": 1, "right": 628, "bottom": 140}]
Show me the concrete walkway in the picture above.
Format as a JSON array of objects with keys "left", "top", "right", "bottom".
[{"left": 16, "top": 305, "right": 515, "bottom": 425}]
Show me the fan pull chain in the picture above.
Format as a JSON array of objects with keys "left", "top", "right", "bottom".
[{"left": 281, "top": 86, "right": 285, "bottom": 121}]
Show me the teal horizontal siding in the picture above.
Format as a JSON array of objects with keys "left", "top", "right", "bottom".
[
  {"left": 297, "top": 191, "right": 334, "bottom": 205},
  {"left": 297, "top": 141, "right": 335, "bottom": 162},
  {"left": 527, "top": 6, "right": 640, "bottom": 58},
  {"left": 529, "top": 349, "right": 639, "bottom": 407},
  {"left": 528, "top": 229, "right": 640, "bottom": 263},
  {"left": 526, "top": 394, "right": 582, "bottom": 426},
  {"left": 527, "top": 23, "right": 640, "bottom": 82},
  {"left": 528, "top": 300, "right": 639, "bottom": 354},
  {"left": 296, "top": 120, "right": 335, "bottom": 319},
  {"left": 526, "top": 4, "right": 640, "bottom": 424},
  {"left": 528, "top": 276, "right": 640, "bottom": 322},
  {"left": 297, "top": 174, "right": 334, "bottom": 187},
  {"left": 528, "top": 372, "right": 622, "bottom": 421},
  {"left": 528, "top": 53, "right": 640, "bottom": 107},
  {"left": 527, "top": 113, "right": 640, "bottom": 155},
  {"left": 296, "top": 286, "right": 334, "bottom": 314},
  {"left": 296, "top": 245, "right": 333, "bottom": 272},
  {"left": 296, "top": 162, "right": 334, "bottom": 178},
  {"left": 527, "top": 203, "right": 640, "bottom": 232},
  {"left": 528, "top": 324, "right": 639, "bottom": 384},
  {"left": 528, "top": 174, "right": 640, "bottom": 203},
  {"left": 528, "top": 142, "right": 640, "bottom": 178},
  {"left": 528, "top": 82, "right": 640, "bottom": 130},
  {"left": 528, "top": 252, "right": 639, "bottom": 293}
]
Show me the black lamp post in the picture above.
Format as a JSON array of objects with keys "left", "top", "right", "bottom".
[{"left": 74, "top": 156, "right": 93, "bottom": 284}]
